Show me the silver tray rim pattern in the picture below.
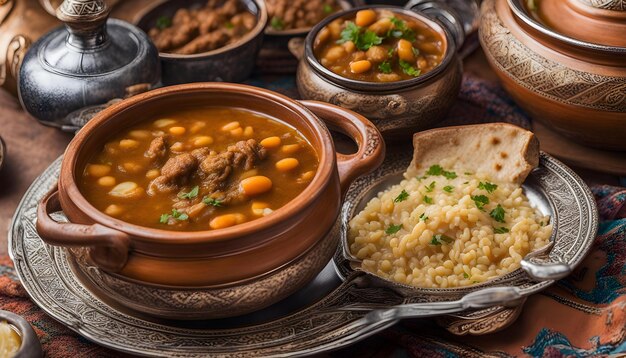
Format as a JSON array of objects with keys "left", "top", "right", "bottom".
[{"left": 8, "top": 151, "right": 598, "bottom": 357}]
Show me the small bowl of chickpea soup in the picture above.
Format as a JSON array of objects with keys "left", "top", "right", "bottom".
[{"left": 291, "top": 6, "right": 464, "bottom": 139}]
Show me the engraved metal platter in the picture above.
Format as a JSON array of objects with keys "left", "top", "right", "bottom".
[{"left": 9, "top": 151, "right": 598, "bottom": 357}]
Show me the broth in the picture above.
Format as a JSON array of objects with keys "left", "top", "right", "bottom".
[
  {"left": 313, "top": 9, "right": 445, "bottom": 82},
  {"left": 79, "top": 107, "right": 319, "bottom": 231}
]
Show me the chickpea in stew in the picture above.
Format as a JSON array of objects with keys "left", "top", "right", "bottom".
[
  {"left": 313, "top": 9, "right": 445, "bottom": 82},
  {"left": 148, "top": 0, "right": 256, "bottom": 55},
  {"left": 79, "top": 108, "right": 319, "bottom": 231}
]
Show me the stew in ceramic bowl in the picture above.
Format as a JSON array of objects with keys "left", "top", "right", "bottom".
[
  {"left": 79, "top": 107, "right": 318, "bottom": 231},
  {"left": 313, "top": 8, "right": 445, "bottom": 82}
]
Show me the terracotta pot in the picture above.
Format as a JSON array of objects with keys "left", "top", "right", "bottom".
[
  {"left": 290, "top": 5, "right": 467, "bottom": 140},
  {"left": 479, "top": 0, "right": 626, "bottom": 151},
  {"left": 36, "top": 83, "right": 385, "bottom": 319}
]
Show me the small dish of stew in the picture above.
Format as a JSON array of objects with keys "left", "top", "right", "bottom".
[
  {"left": 147, "top": 0, "right": 257, "bottom": 55},
  {"left": 313, "top": 8, "right": 445, "bottom": 82},
  {"left": 79, "top": 107, "right": 318, "bottom": 231}
]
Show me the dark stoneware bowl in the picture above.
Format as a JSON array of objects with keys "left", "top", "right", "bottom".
[{"left": 135, "top": 0, "right": 268, "bottom": 85}]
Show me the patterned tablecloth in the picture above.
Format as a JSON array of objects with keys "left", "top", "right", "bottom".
[{"left": 1, "top": 74, "right": 624, "bottom": 357}]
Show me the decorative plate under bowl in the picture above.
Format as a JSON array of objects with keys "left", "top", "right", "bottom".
[{"left": 8, "top": 150, "right": 598, "bottom": 357}]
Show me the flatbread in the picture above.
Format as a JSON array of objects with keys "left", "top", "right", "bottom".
[{"left": 406, "top": 123, "right": 540, "bottom": 184}]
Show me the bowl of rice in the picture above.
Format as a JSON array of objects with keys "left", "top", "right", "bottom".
[
  {"left": 339, "top": 123, "right": 596, "bottom": 295},
  {"left": 347, "top": 166, "right": 553, "bottom": 289}
]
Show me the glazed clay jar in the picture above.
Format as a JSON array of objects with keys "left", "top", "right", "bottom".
[
  {"left": 480, "top": 0, "right": 626, "bottom": 150},
  {"left": 291, "top": 5, "right": 464, "bottom": 139},
  {"left": 36, "top": 83, "right": 385, "bottom": 319}
]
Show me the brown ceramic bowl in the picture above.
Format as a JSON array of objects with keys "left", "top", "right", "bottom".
[
  {"left": 134, "top": 0, "right": 267, "bottom": 85},
  {"left": 36, "top": 83, "right": 384, "bottom": 319},
  {"left": 290, "top": 5, "right": 464, "bottom": 140},
  {"left": 480, "top": 0, "right": 626, "bottom": 151}
]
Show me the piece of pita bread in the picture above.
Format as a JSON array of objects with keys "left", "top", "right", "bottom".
[{"left": 406, "top": 123, "right": 540, "bottom": 185}]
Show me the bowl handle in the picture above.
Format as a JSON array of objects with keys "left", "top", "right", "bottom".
[
  {"left": 287, "top": 37, "right": 305, "bottom": 60},
  {"left": 300, "top": 100, "right": 385, "bottom": 196},
  {"left": 36, "top": 186, "right": 130, "bottom": 272}
]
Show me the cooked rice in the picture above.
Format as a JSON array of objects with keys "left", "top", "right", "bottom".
[{"left": 348, "top": 167, "right": 552, "bottom": 288}]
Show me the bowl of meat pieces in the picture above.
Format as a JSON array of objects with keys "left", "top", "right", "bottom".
[
  {"left": 135, "top": 0, "right": 267, "bottom": 85},
  {"left": 35, "top": 82, "right": 385, "bottom": 319}
]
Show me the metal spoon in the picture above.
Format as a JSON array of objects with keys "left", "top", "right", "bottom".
[{"left": 340, "top": 286, "right": 524, "bottom": 336}]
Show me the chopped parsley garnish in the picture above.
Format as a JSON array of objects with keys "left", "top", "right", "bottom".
[
  {"left": 386, "top": 224, "right": 403, "bottom": 235},
  {"left": 419, "top": 213, "right": 428, "bottom": 221},
  {"left": 425, "top": 164, "right": 456, "bottom": 179},
  {"left": 394, "top": 190, "right": 409, "bottom": 203},
  {"left": 171, "top": 209, "right": 188, "bottom": 221},
  {"left": 443, "top": 185, "right": 454, "bottom": 193},
  {"left": 463, "top": 273, "right": 470, "bottom": 279},
  {"left": 323, "top": 4, "right": 334, "bottom": 13},
  {"left": 224, "top": 22, "right": 234, "bottom": 29},
  {"left": 494, "top": 226, "right": 510, "bottom": 234},
  {"left": 178, "top": 186, "right": 199, "bottom": 200},
  {"left": 464, "top": 172, "right": 473, "bottom": 175},
  {"left": 471, "top": 195, "right": 489, "bottom": 211},
  {"left": 423, "top": 195, "right": 433, "bottom": 204},
  {"left": 426, "top": 164, "right": 444, "bottom": 176},
  {"left": 159, "top": 209, "right": 189, "bottom": 223},
  {"left": 270, "top": 16, "right": 285, "bottom": 30},
  {"left": 416, "top": 175, "right": 427, "bottom": 181},
  {"left": 387, "top": 47, "right": 395, "bottom": 58},
  {"left": 490, "top": 204, "right": 506, "bottom": 223},
  {"left": 412, "top": 47, "right": 420, "bottom": 57},
  {"left": 202, "top": 196, "right": 223, "bottom": 207},
  {"left": 399, "top": 59, "right": 421, "bottom": 77},
  {"left": 389, "top": 17, "right": 416, "bottom": 41},
  {"left": 430, "top": 234, "right": 453, "bottom": 245},
  {"left": 357, "top": 30, "right": 383, "bottom": 50},
  {"left": 463, "top": 181, "right": 469, "bottom": 184},
  {"left": 156, "top": 16, "right": 172, "bottom": 30},
  {"left": 425, "top": 181, "right": 436, "bottom": 192},
  {"left": 478, "top": 181, "right": 498, "bottom": 193},
  {"left": 337, "top": 21, "right": 382, "bottom": 50},
  {"left": 378, "top": 61, "right": 392, "bottom": 74}
]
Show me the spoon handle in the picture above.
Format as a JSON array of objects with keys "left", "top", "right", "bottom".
[{"left": 347, "top": 286, "right": 524, "bottom": 332}]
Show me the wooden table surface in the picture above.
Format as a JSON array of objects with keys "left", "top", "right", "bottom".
[{"left": 0, "top": 50, "right": 620, "bottom": 256}]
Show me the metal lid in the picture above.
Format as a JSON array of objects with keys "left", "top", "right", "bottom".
[
  {"left": 17, "top": 0, "right": 160, "bottom": 129},
  {"left": 41, "top": 0, "right": 141, "bottom": 75}
]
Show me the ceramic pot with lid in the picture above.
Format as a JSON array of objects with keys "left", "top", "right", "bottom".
[
  {"left": 479, "top": 0, "right": 626, "bottom": 150},
  {"left": 18, "top": 0, "right": 160, "bottom": 131},
  {"left": 290, "top": 1, "right": 480, "bottom": 139},
  {"left": 35, "top": 83, "right": 385, "bottom": 319}
]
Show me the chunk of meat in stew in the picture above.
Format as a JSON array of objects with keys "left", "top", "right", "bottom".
[
  {"left": 148, "top": 152, "right": 198, "bottom": 194},
  {"left": 145, "top": 136, "right": 168, "bottom": 160},
  {"left": 148, "top": 139, "right": 267, "bottom": 202}
]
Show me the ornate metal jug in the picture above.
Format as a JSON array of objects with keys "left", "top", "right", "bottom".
[{"left": 18, "top": 0, "right": 160, "bottom": 131}]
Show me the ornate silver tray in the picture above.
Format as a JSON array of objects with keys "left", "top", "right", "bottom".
[{"left": 9, "top": 151, "right": 597, "bottom": 357}]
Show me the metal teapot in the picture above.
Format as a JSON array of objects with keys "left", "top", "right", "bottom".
[{"left": 18, "top": 0, "right": 160, "bottom": 131}]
